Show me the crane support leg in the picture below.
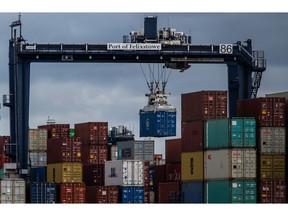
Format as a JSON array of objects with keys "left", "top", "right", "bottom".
[{"left": 227, "top": 62, "right": 252, "bottom": 117}]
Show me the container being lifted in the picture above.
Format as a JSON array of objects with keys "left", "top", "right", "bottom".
[{"left": 139, "top": 86, "right": 176, "bottom": 137}]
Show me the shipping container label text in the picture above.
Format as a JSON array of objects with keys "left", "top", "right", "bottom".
[{"left": 107, "top": 43, "right": 162, "bottom": 51}]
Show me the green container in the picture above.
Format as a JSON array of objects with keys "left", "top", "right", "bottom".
[
  {"left": 205, "top": 118, "right": 256, "bottom": 149},
  {"left": 0, "top": 168, "right": 4, "bottom": 179},
  {"left": 204, "top": 180, "right": 257, "bottom": 203},
  {"left": 69, "top": 129, "right": 75, "bottom": 138}
]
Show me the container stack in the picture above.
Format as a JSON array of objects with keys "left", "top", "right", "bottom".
[
  {"left": 104, "top": 160, "right": 145, "bottom": 203},
  {"left": 28, "top": 129, "right": 48, "bottom": 183},
  {"left": 237, "top": 97, "right": 286, "bottom": 203},
  {"left": 41, "top": 123, "right": 85, "bottom": 203},
  {"left": 75, "top": 122, "right": 112, "bottom": 203},
  {"left": 180, "top": 90, "right": 227, "bottom": 203},
  {"left": 156, "top": 138, "right": 182, "bottom": 203},
  {"left": 203, "top": 117, "right": 257, "bottom": 203}
]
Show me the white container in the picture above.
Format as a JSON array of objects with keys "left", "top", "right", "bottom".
[
  {"left": 105, "top": 160, "right": 144, "bottom": 186},
  {"left": 29, "top": 129, "right": 47, "bottom": 151},
  {"left": 28, "top": 152, "right": 47, "bottom": 167},
  {"left": 0, "top": 178, "right": 26, "bottom": 203},
  {"left": 204, "top": 148, "right": 256, "bottom": 180},
  {"left": 259, "top": 127, "right": 286, "bottom": 154}
]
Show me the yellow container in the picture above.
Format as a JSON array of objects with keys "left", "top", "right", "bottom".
[
  {"left": 181, "top": 151, "right": 203, "bottom": 181},
  {"left": 260, "top": 155, "right": 285, "bottom": 180},
  {"left": 47, "top": 162, "right": 82, "bottom": 183}
]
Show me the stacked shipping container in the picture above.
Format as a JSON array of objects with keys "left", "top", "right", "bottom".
[
  {"left": 0, "top": 136, "right": 10, "bottom": 178},
  {"left": 75, "top": 122, "right": 109, "bottom": 203},
  {"left": 180, "top": 90, "right": 228, "bottom": 203},
  {"left": 237, "top": 97, "right": 286, "bottom": 203},
  {"left": 204, "top": 117, "right": 257, "bottom": 203}
]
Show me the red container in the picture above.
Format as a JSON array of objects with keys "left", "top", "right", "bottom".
[
  {"left": 86, "top": 186, "right": 119, "bottom": 203},
  {"left": 157, "top": 182, "right": 180, "bottom": 203},
  {"left": 259, "top": 181, "right": 286, "bottom": 203},
  {"left": 181, "top": 90, "right": 227, "bottom": 122},
  {"left": 181, "top": 121, "right": 204, "bottom": 152},
  {"left": 58, "top": 182, "right": 86, "bottom": 203},
  {"left": 165, "top": 163, "right": 181, "bottom": 182},
  {"left": 153, "top": 154, "right": 163, "bottom": 165},
  {"left": 47, "top": 138, "right": 82, "bottom": 163},
  {"left": 165, "top": 139, "right": 181, "bottom": 163},
  {"left": 82, "top": 164, "right": 104, "bottom": 186},
  {"left": 0, "top": 136, "right": 10, "bottom": 153},
  {"left": 81, "top": 145, "right": 108, "bottom": 165},
  {"left": 144, "top": 186, "right": 150, "bottom": 203},
  {"left": 38, "top": 124, "right": 70, "bottom": 139},
  {"left": 0, "top": 152, "right": 10, "bottom": 167},
  {"left": 144, "top": 161, "right": 150, "bottom": 187},
  {"left": 237, "top": 97, "right": 286, "bottom": 127},
  {"left": 75, "top": 122, "right": 108, "bottom": 145}
]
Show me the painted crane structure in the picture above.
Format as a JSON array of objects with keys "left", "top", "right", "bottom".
[{"left": 3, "top": 16, "right": 266, "bottom": 179}]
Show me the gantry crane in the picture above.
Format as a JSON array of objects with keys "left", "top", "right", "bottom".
[{"left": 3, "top": 16, "right": 266, "bottom": 179}]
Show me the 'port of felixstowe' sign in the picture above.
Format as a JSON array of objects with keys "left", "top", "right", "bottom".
[{"left": 107, "top": 43, "right": 161, "bottom": 51}]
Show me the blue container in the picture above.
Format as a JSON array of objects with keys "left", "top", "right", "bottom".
[
  {"left": 121, "top": 186, "right": 144, "bottom": 203},
  {"left": 181, "top": 181, "right": 204, "bottom": 203},
  {"left": 30, "top": 182, "right": 57, "bottom": 203},
  {"left": 140, "top": 111, "right": 176, "bottom": 137},
  {"left": 30, "top": 167, "right": 46, "bottom": 182}
]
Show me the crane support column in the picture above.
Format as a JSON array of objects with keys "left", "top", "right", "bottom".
[
  {"left": 227, "top": 62, "right": 252, "bottom": 117},
  {"left": 16, "top": 59, "right": 30, "bottom": 177}
]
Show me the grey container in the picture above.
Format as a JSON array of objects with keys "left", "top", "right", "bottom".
[
  {"left": 259, "top": 127, "right": 286, "bottom": 154},
  {"left": 105, "top": 160, "right": 144, "bottom": 186},
  {"left": 204, "top": 148, "right": 256, "bottom": 180},
  {"left": 117, "top": 140, "right": 154, "bottom": 165}
]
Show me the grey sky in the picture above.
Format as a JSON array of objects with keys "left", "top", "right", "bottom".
[{"left": 0, "top": 13, "right": 288, "bottom": 155}]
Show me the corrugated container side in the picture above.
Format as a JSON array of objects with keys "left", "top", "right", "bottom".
[
  {"left": 28, "top": 182, "right": 57, "bottom": 203},
  {"left": 204, "top": 148, "right": 256, "bottom": 180},
  {"left": 0, "top": 152, "right": 10, "bottom": 167},
  {"left": 157, "top": 182, "right": 180, "bottom": 203},
  {"left": 259, "top": 127, "right": 286, "bottom": 154},
  {"left": 47, "top": 138, "right": 82, "bottom": 163},
  {"left": 181, "top": 121, "right": 204, "bottom": 152},
  {"left": 237, "top": 97, "right": 286, "bottom": 127},
  {"left": 181, "top": 181, "right": 204, "bottom": 203},
  {"left": 120, "top": 186, "right": 144, "bottom": 203},
  {"left": 86, "top": 186, "right": 119, "bottom": 203},
  {"left": 205, "top": 119, "right": 229, "bottom": 149},
  {"left": 259, "top": 181, "right": 286, "bottom": 203},
  {"left": 74, "top": 122, "right": 108, "bottom": 145},
  {"left": 165, "top": 163, "right": 181, "bottom": 182},
  {"left": 47, "top": 162, "right": 82, "bottom": 183},
  {"left": 139, "top": 111, "right": 176, "bottom": 137},
  {"left": 117, "top": 140, "right": 154, "bottom": 165},
  {"left": 259, "top": 155, "right": 285, "bottom": 180},
  {"left": 82, "top": 164, "right": 104, "bottom": 186},
  {"left": 144, "top": 186, "right": 150, "bottom": 203},
  {"left": 165, "top": 139, "right": 181, "bottom": 163},
  {"left": 58, "top": 182, "right": 86, "bottom": 203},
  {"left": 38, "top": 124, "right": 70, "bottom": 139},
  {"left": 28, "top": 129, "right": 47, "bottom": 151},
  {"left": 181, "top": 151, "right": 203, "bottom": 181},
  {"left": 0, "top": 168, "right": 4, "bottom": 179},
  {"left": 0, "top": 136, "right": 10, "bottom": 153},
  {"left": 30, "top": 167, "right": 47, "bottom": 182},
  {"left": 81, "top": 145, "right": 108, "bottom": 165},
  {"left": 0, "top": 178, "right": 26, "bottom": 203},
  {"left": 104, "top": 160, "right": 144, "bottom": 186},
  {"left": 181, "top": 90, "right": 227, "bottom": 121},
  {"left": 28, "top": 152, "right": 47, "bottom": 167}
]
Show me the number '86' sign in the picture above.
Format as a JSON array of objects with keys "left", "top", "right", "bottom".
[{"left": 219, "top": 44, "right": 233, "bottom": 54}]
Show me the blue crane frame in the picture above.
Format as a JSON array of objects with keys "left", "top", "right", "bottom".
[{"left": 6, "top": 35, "right": 266, "bottom": 179}]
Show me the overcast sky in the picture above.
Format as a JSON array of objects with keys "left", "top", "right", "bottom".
[{"left": 1, "top": 12, "right": 288, "bottom": 156}]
